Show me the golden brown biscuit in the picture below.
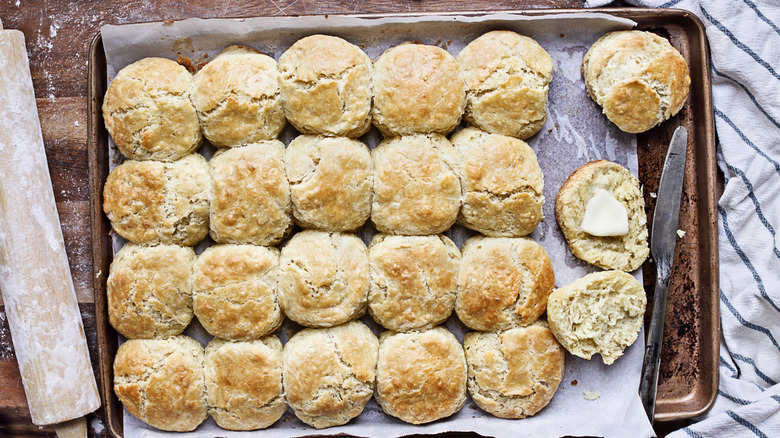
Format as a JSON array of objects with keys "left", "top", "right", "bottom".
[
  {"left": 204, "top": 337, "right": 286, "bottom": 430},
  {"left": 547, "top": 270, "right": 646, "bottom": 365},
  {"left": 113, "top": 336, "right": 207, "bottom": 432},
  {"left": 458, "top": 31, "right": 553, "bottom": 139},
  {"left": 372, "top": 43, "right": 465, "bottom": 136},
  {"left": 103, "top": 154, "right": 210, "bottom": 246},
  {"left": 279, "top": 35, "right": 373, "bottom": 137},
  {"left": 555, "top": 160, "right": 649, "bottom": 271},
  {"left": 191, "top": 45, "right": 285, "bottom": 147},
  {"left": 456, "top": 236, "right": 555, "bottom": 331},
  {"left": 107, "top": 244, "right": 195, "bottom": 339},
  {"left": 285, "top": 135, "right": 372, "bottom": 231},
  {"left": 278, "top": 231, "right": 369, "bottom": 327},
  {"left": 371, "top": 134, "right": 461, "bottom": 235},
  {"left": 193, "top": 244, "right": 282, "bottom": 340},
  {"left": 103, "top": 57, "right": 202, "bottom": 161},
  {"left": 582, "top": 30, "right": 691, "bottom": 133},
  {"left": 368, "top": 234, "right": 459, "bottom": 332},
  {"left": 463, "top": 323, "right": 565, "bottom": 419},
  {"left": 451, "top": 127, "right": 544, "bottom": 237},
  {"left": 375, "top": 327, "right": 467, "bottom": 424},
  {"left": 209, "top": 141, "right": 292, "bottom": 246},
  {"left": 283, "top": 321, "right": 378, "bottom": 428}
]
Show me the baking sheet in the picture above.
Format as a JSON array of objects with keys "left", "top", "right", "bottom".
[{"left": 98, "top": 12, "right": 658, "bottom": 438}]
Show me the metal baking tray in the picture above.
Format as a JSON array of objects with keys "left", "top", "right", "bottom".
[{"left": 88, "top": 8, "right": 718, "bottom": 437}]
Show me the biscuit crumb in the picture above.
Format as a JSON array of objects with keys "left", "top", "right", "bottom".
[
  {"left": 650, "top": 192, "right": 657, "bottom": 198},
  {"left": 583, "top": 390, "right": 601, "bottom": 400},
  {"left": 677, "top": 229, "right": 686, "bottom": 238}
]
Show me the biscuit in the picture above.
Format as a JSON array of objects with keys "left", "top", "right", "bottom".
[
  {"left": 547, "top": 270, "right": 646, "bottom": 365},
  {"left": 456, "top": 236, "right": 555, "bottom": 331},
  {"left": 368, "top": 234, "right": 459, "bottom": 332},
  {"left": 113, "top": 336, "right": 207, "bottom": 432},
  {"left": 103, "top": 154, "right": 210, "bottom": 246},
  {"left": 372, "top": 43, "right": 465, "bottom": 136},
  {"left": 463, "top": 323, "right": 565, "bottom": 419},
  {"left": 458, "top": 31, "right": 553, "bottom": 139},
  {"left": 103, "top": 57, "right": 202, "bottom": 161},
  {"left": 204, "top": 337, "right": 286, "bottom": 430},
  {"left": 278, "top": 230, "right": 369, "bottom": 327},
  {"left": 193, "top": 244, "right": 283, "bottom": 340},
  {"left": 375, "top": 327, "right": 467, "bottom": 424},
  {"left": 555, "top": 160, "right": 649, "bottom": 271},
  {"left": 371, "top": 134, "right": 461, "bottom": 235},
  {"left": 451, "top": 127, "right": 544, "bottom": 236},
  {"left": 107, "top": 244, "right": 195, "bottom": 339},
  {"left": 191, "top": 45, "right": 285, "bottom": 147},
  {"left": 279, "top": 35, "right": 373, "bottom": 137},
  {"left": 283, "top": 321, "right": 378, "bottom": 428},
  {"left": 209, "top": 141, "right": 292, "bottom": 246},
  {"left": 582, "top": 30, "right": 691, "bottom": 133},
  {"left": 285, "top": 135, "right": 372, "bottom": 231}
]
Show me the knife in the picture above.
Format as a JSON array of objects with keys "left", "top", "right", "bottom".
[{"left": 638, "top": 125, "right": 689, "bottom": 421}]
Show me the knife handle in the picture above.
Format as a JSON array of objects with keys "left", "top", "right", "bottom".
[{"left": 638, "top": 262, "right": 672, "bottom": 421}]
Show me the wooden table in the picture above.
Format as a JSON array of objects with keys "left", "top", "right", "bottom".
[{"left": 0, "top": 0, "right": 689, "bottom": 436}]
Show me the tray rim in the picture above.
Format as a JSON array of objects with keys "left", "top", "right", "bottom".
[{"left": 87, "top": 7, "right": 719, "bottom": 436}]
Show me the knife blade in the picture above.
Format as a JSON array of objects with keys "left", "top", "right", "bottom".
[{"left": 638, "top": 125, "right": 689, "bottom": 421}]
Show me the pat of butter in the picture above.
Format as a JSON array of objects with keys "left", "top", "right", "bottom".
[{"left": 580, "top": 188, "right": 629, "bottom": 236}]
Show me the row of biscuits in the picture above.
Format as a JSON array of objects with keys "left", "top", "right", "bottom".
[
  {"left": 107, "top": 233, "right": 555, "bottom": 340},
  {"left": 114, "top": 323, "right": 566, "bottom": 432},
  {"left": 102, "top": 129, "right": 545, "bottom": 246},
  {"left": 102, "top": 30, "right": 690, "bottom": 166},
  {"left": 102, "top": 31, "right": 555, "bottom": 164}
]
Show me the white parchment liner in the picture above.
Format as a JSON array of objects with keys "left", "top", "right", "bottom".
[{"left": 102, "top": 12, "right": 656, "bottom": 438}]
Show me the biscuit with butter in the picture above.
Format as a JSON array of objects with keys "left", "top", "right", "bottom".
[{"left": 555, "top": 160, "right": 649, "bottom": 271}]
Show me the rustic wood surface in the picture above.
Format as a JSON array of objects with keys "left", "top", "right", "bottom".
[{"left": 0, "top": 0, "right": 691, "bottom": 436}]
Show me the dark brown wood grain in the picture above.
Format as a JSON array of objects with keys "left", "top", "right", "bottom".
[{"left": 1, "top": 1, "right": 706, "bottom": 437}]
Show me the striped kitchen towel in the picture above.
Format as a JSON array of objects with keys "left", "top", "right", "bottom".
[{"left": 584, "top": 1, "right": 780, "bottom": 437}]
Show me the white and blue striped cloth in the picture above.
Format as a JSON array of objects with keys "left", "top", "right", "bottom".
[{"left": 584, "top": 0, "right": 780, "bottom": 436}]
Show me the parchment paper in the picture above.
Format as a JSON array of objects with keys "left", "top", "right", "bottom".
[{"left": 102, "top": 12, "right": 656, "bottom": 438}]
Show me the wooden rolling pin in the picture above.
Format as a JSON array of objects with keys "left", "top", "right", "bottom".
[{"left": 0, "top": 19, "right": 100, "bottom": 436}]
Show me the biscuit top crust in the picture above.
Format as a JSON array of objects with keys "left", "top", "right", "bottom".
[
  {"left": 279, "top": 34, "right": 373, "bottom": 137},
  {"left": 371, "top": 134, "right": 461, "bottom": 235},
  {"left": 191, "top": 45, "right": 285, "bottom": 147},
  {"left": 582, "top": 30, "right": 690, "bottom": 133},
  {"left": 372, "top": 43, "right": 465, "bottom": 136},
  {"left": 457, "top": 30, "right": 553, "bottom": 139},
  {"left": 103, "top": 57, "right": 202, "bottom": 161}
]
